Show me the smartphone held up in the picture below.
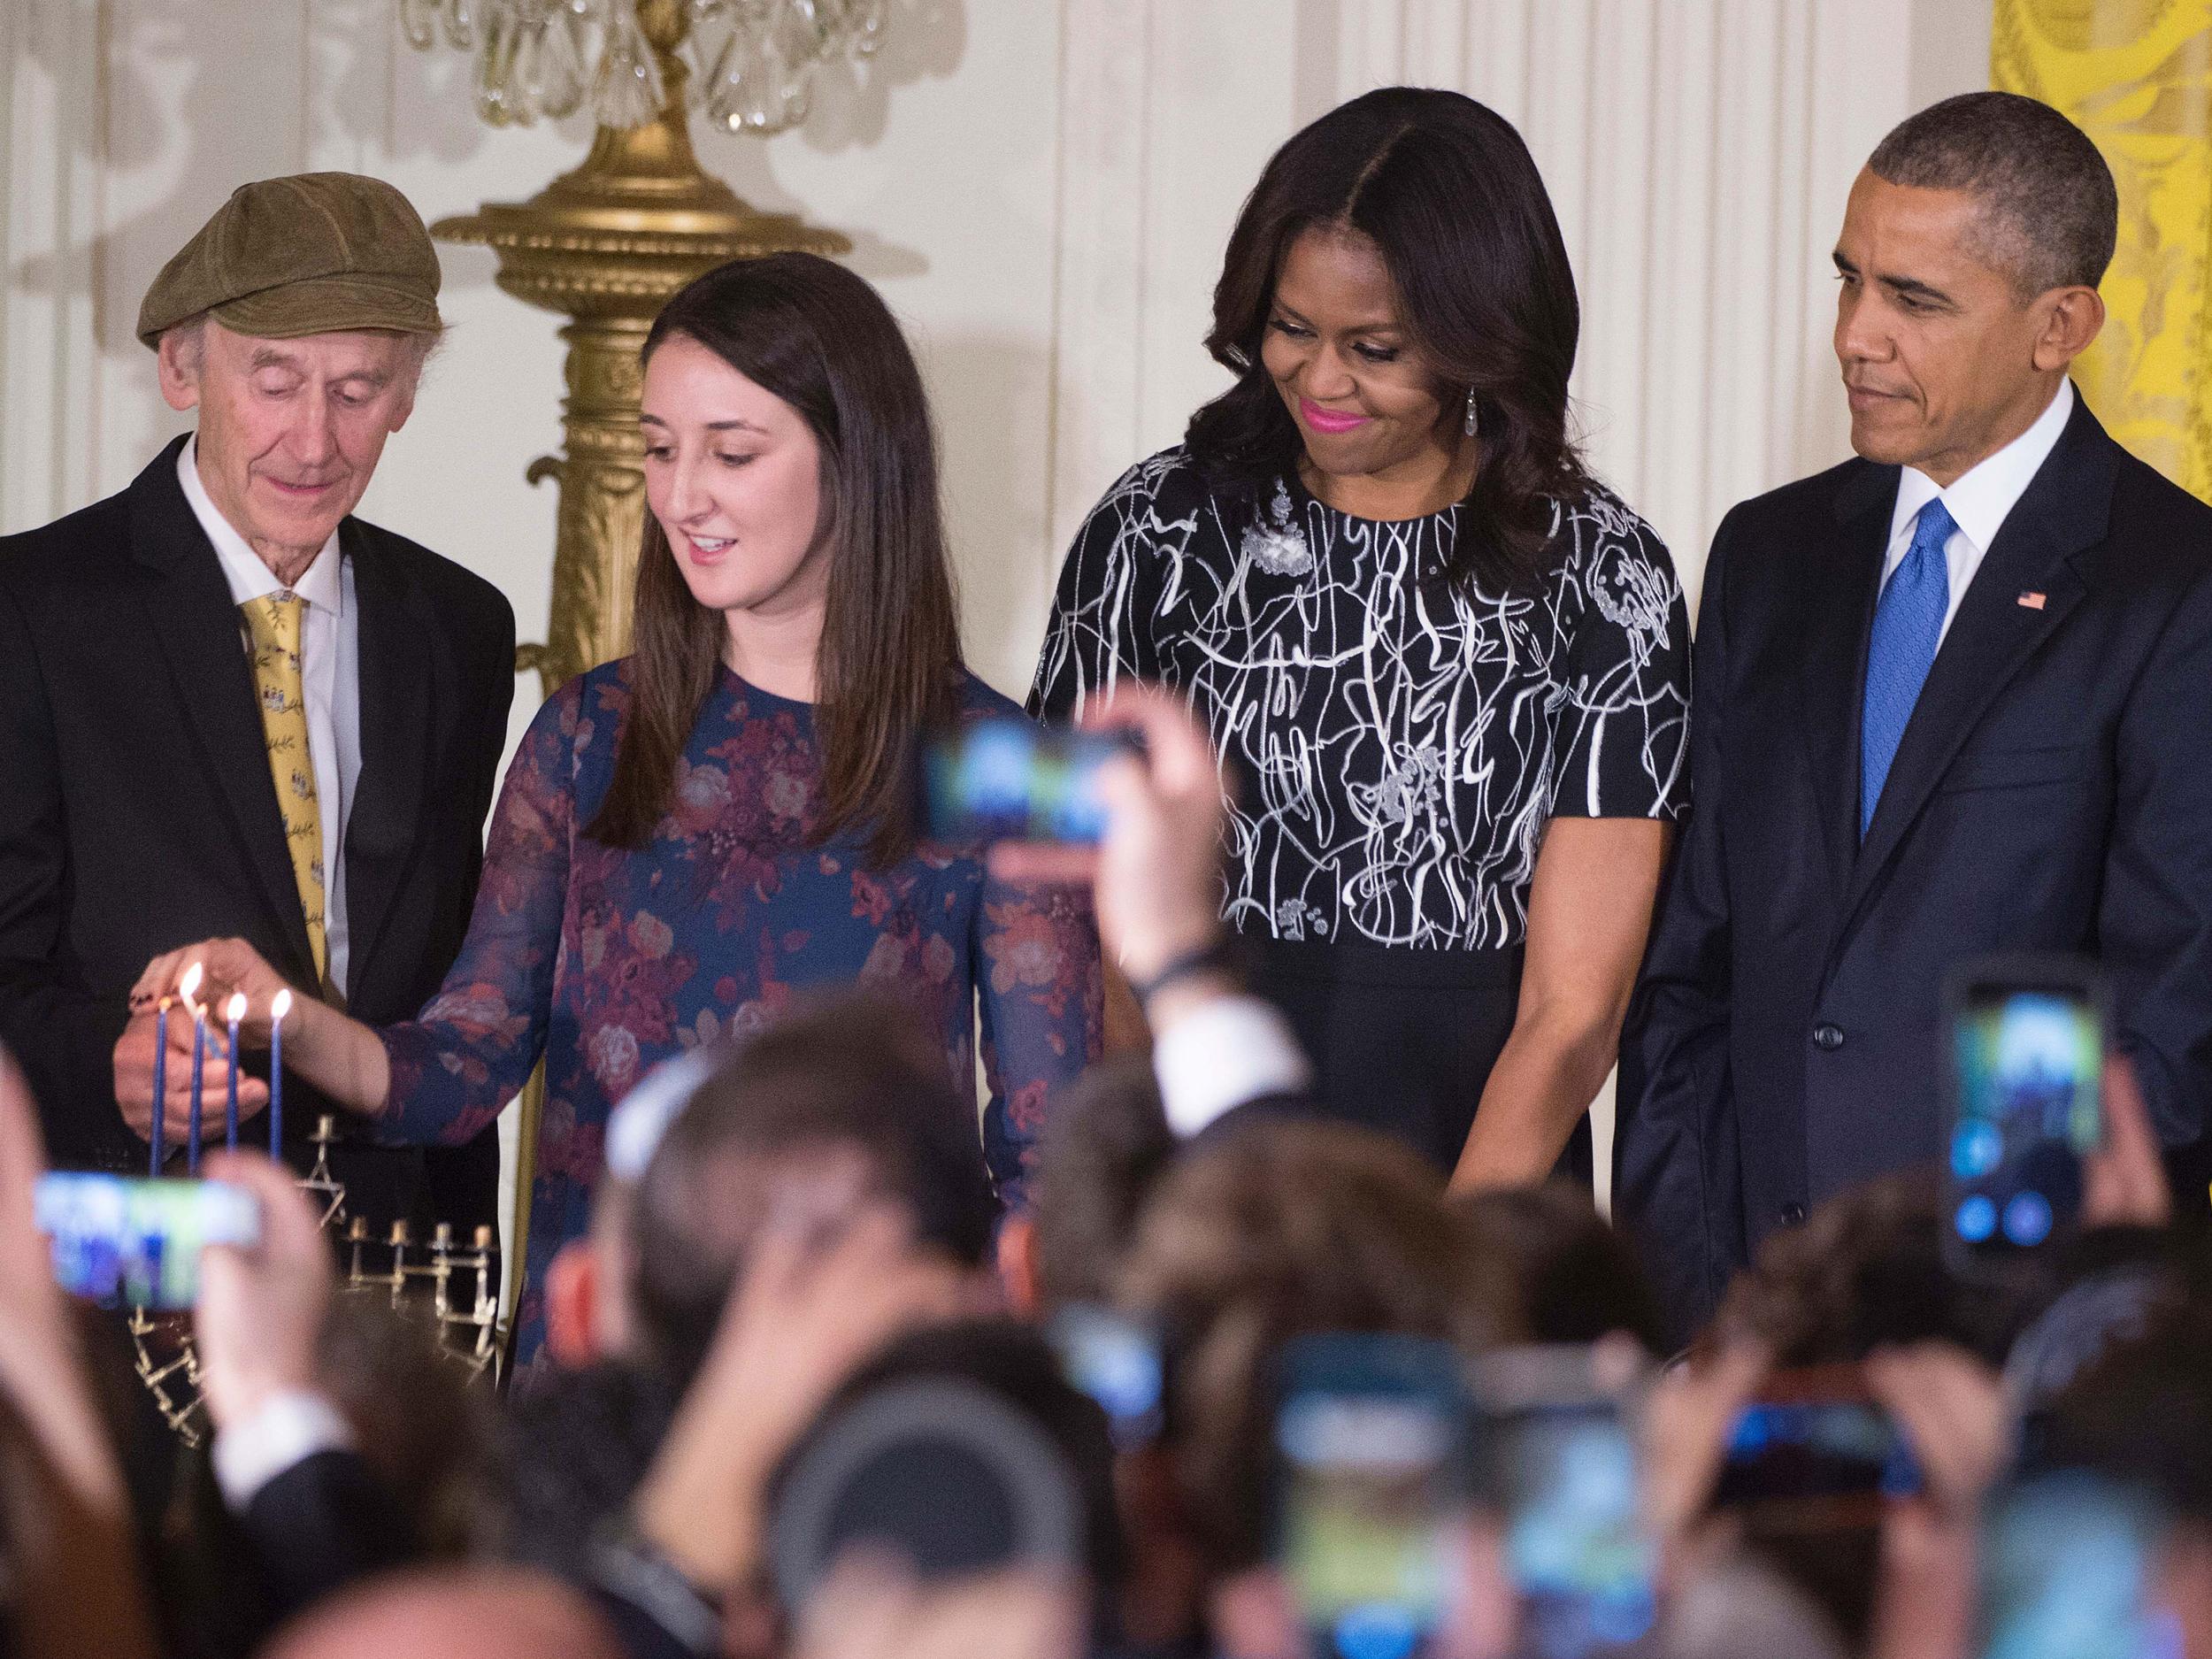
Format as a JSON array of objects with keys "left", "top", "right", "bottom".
[
  {"left": 1944, "top": 956, "right": 2108, "bottom": 1274},
  {"left": 1474, "top": 1344, "right": 1657, "bottom": 1659},
  {"left": 1275, "top": 1333, "right": 1471, "bottom": 1659},
  {"left": 34, "top": 1171, "right": 258, "bottom": 1310},
  {"left": 921, "top": 716, "right": 1137, "bottom": 847}
]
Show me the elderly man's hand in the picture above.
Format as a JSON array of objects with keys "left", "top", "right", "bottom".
[{"left": 112, "top": 1007, "right": 265, "bottom": 1147}]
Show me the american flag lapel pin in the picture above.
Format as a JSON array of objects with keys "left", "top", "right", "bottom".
[{"left": 2017, "top": 591, "right": 2047, "bottom": 610}]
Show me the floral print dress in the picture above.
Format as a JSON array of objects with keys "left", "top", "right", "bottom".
[{"left": 378, "top": 661, "right": 1102, "bottom": 1363}]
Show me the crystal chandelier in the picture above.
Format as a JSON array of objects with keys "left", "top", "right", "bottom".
[{"left": 400, "top": 0, "right": 888, "bottom": 135}]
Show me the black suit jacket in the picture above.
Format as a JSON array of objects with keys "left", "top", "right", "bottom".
[
  {"left": 242, "top": 1448, "right": 421, "bottom": 1626},
  {"left": 1616, "top": 393, "right": 2212, "bottom": 1344},
  {"left": 0, "top": 435, "right": 515, "bottom": 1225}
]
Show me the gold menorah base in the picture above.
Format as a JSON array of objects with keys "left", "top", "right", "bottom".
[
  {"left": 341, "top": 1215, "right": 505, "bottom": 1382},
  {"left": 130, "top": 1115, "right": 508, "bottom": 1447},
  {"left": 129, "top": 1306, "right": 208, "bottom": 1446}
]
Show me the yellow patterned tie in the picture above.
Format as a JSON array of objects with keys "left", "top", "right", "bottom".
[{"left": 241, "top": 594, "right": 328, "bottom": 987}]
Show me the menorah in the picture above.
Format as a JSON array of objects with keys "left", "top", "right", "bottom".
[
  {"left": 128, "top": 1114, "right": 506, "bottom": 1448},
  {"left": 339, "top": 1215, "right": 504, "bottom": 1378}
]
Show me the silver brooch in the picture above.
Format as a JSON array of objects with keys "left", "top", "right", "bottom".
[{"left": 1240, "top": 480, "right": 1313, "bottom": 577}]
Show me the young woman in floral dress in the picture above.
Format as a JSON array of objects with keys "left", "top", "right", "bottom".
[{"left": 140, "top": 255, "right": 1102, "bottom": 1362}]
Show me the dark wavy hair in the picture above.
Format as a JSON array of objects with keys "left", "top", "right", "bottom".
[
  {"left": 1187, "top": 87, "right": 1588, "bottom": 590},
  {"left": 587, "top": 253, "right": 963, "bottom": 864}
]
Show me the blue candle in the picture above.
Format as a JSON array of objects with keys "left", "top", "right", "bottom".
[
  {"left": 268, "top": 989, "right": 291, "bottom": 1157},
  {"left": 187, "top": 1002, "right": 206, "bottom": 1176},
  {"left": 224, "top": 993, "right": 245, "bottom": 1151},
  {"left": 150, "top": 997, "right": 169, "bottom": 1178}
]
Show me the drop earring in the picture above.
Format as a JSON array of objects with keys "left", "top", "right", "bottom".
[{"left": 1463, "top": 388, "right": 1479, "bottom": 439}]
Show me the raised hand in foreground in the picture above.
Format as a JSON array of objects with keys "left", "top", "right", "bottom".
[
  {"left": 630, "top": 1204, "right": 968, "bottom": 1596},
  {"left": 990, "top": 684, "right": 1235, "bottom": 1030},
  {"left": 194, "top": 1148, "right": 334, "bottom": 1432},
  {"left": 0, "top": 1046, "right": 158, "bottom": 1659},
  {"left": 794, "top": 1558, "right": 1080, "bottom": 1659}
]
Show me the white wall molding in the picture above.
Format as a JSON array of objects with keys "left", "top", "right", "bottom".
[
  {"left": 3, "top": 0, "right": 1990, "bottom": 648},
  {"left": 3, "top": 0, "right": 109, "bottom": 534},
  {"left": 1319, "top": 0, "right": 1936, "bottom": 602}
]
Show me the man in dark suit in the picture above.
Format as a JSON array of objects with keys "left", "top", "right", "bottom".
[
  {"left": 1616, "top": 92, "right": 2212, "bottom": 1344},
  {"left": 0, "top": 173, "right": 514, "bottom": 1230}
]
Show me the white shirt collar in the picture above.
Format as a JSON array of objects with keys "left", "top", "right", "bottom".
[
  {"left": 1889, "top": 379, "right": 2075, "bottom": 555},
  {"left": 177, "top": 437, "right": 344, "bottom": 617}
]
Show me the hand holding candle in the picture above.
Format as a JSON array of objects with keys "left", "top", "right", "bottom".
[
  {"left": 130, "top": 938, "right": 291, "bottom": 1036},
  {"left": 126, "top": 935, "right": 388, "bottom": 1122}
]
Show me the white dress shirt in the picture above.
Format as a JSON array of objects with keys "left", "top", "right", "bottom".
[
  {"left": 210, "top": 1388, "right": 356, "bottom": 1511},
  {"left": 1883, "top": 379, "right": 2074, "bottom": 646},
  {"left": 1150, "top": 992, "right": 1314, "bottom": 1137},
  {"left": 178, "top": 439, "right": 361, "bottom": 999}
]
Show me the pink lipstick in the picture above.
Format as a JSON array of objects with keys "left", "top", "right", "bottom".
[{"left": 1299, "top": 398, "right": 1371, "bottom": 434}]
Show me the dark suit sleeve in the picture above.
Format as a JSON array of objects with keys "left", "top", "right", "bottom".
[
  {"left": 0, "top": 576, "right": 135, "bottom": 1165},
  {"left": 241, "top": 1448, "right": 420, "bottom": 1622},
  {"left": 1614, "top": 512, "right": 1744, "bottom": 1348},
  {"left": 1195, "top": 1091, "right": 1324, "bottom": 1143},
  {"left": 414, "top": 586, "right": 520, "bottom": 1217},
  {"left": 2101, "top": 561, "right": 2212, "bottom": 1193}
]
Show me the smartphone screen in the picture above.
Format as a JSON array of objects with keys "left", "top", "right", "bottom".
[
  {"left": 1276, "top": 1334, "right": 1467, "bottom": 1659},
  {"left": 1491, "top": 1404, "right": 1655, "bottom": 1659},
  {"left": 920, "top": 718, "right": 1131, "bottom": 845},
  {"left": 34, "top": 1174, "right": 259, "bottom": 1310},
  {"left": 1979, "top": 1472, "right": 2180, "bottom": 1659},
  {"left": 1712, "top": 1367, "right": 1916, "bottom": 1522},
  {"left": 1947, "top": 961, "right": 2105, "bottom": 1263},
  {"left": 1048, "top": 1304, "right": 1164, "bottom": 1450}
]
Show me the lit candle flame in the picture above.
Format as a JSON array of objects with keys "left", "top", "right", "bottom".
[
  {"left": 271, "top": 988, "right": 293, "bottom": 1022},
  {"left": 179, "top": 962, "right": 204, "bottom": 1014},
  {"left": 226, "top": 992, "right": 248, "bottom": 1022}
]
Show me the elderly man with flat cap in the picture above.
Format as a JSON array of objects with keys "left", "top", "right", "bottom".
[{"left": 0, "top": 173, "right": 513, "bottom": 1233}]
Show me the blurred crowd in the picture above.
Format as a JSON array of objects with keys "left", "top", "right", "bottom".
[
  {"left": 3, "top": 65, "right": 2208, "bottom": 1659},
  {"left": 0, "top": 685, "right": 2204, "bottom": 1659}
]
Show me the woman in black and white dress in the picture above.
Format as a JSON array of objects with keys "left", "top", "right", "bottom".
[{"left": 1032, "top": 87, "right": 1692, "bottom": 1188}]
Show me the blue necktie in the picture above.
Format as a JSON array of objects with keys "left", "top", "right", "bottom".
[{"left": 1859, "top": 496, "right": 1955, "bottom": 837}]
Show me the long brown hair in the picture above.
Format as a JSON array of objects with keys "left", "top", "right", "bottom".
[
  {"left": 1187, "top": 87, "right": 1589, "bottom": 590},
  {"left": 587, "top": 254, "right": 963, "bottom": 865}
]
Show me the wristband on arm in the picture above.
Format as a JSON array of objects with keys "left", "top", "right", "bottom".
[{"left": 1125, "top": 934, "right": 1243, "bottom": 1006}]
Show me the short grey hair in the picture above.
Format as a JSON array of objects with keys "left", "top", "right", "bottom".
[{"left": 1869, "top": 91, "right": 2117, "bottom": 297}]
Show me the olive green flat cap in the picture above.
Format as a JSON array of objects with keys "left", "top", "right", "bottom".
[{"left": 136, "top": 172, "right": 443, "bottom": 349}]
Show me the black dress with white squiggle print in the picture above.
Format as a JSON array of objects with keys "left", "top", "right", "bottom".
[{"left": 1031, "top": 447, "right": 1692, "bottom": 952}]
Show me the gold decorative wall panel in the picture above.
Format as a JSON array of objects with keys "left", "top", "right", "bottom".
[{"left": 1995, "top": 0, "right": 2212, "bottom": 500}]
